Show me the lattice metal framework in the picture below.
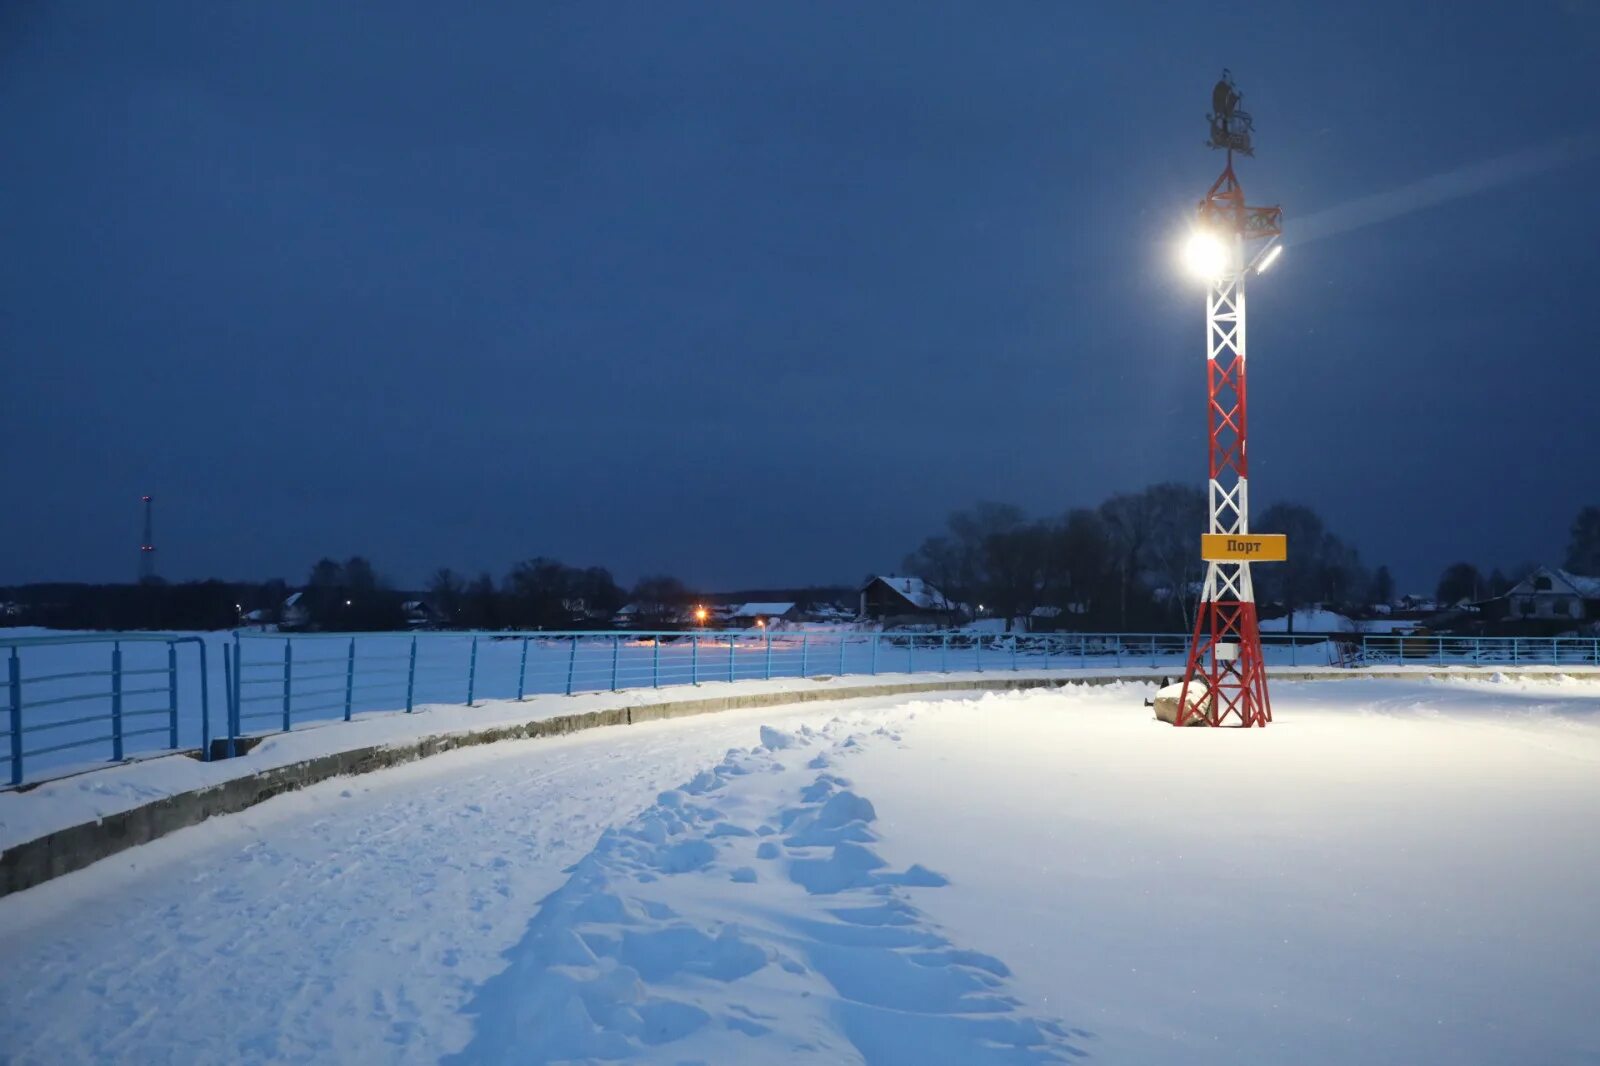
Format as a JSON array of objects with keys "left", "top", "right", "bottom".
[{"left": 1176, "top": 78, "right": 1282, "bottom": 728}]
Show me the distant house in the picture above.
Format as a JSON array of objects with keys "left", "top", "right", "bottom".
[
  {"left": 731, "top": 602, "right": 799, "bottom": 627},
  {"left": 859, "top": 576, "right": 954, "bottom": 626},
  {"left": 281, "top": 592, "right": 311, "bottom": 631},
  {"left": 1504, "top": 567, "right": 1600, "bottom": 623},
  {"left": 402, "top": 600, "right": 441, "bottom": 630}
]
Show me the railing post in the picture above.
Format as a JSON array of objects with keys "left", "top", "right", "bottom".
[
  {"left": 1079, "top": 634, "right": 1087, "bottom": 666},
  {"left": 8, "top": 648, "right": 22, "bottom": 786},
  {"left": 406, "top": 635, "right": 418, "bottom": 712},
  {"left": 467, "top": 635, "right": 479, "bottom": 706},
  {"left": 230, "top": 638, "right": 241, "bottom": 757},
  {"left": 517, "top": 637, "right": 529, "bottom": 701},
  {"left": 800, "top": 633, "right": 809, "bottom": 676},
  {"left": 1512, "top": 638, "right": 1519, "bottom": 665},
  {"left": 728, "top": 633, "right": 736, "bottom": 683},
  {"left": 565, "top": 635, "right": 578, "bottom": 695},
  {"left": 167, "top": 642, "right": 180, "bottom": 749},
  {"left": 871, "top": 634, "right": 879, "bottom": 675},
  {"left": 974, "top": 635, "right": 982, "bottom": 673},
  {"left": 111, "top": 642, "right": 124, "bottom": 761},
  {"left": 1114, "top": 638, "right": 1122, "bottom": 669},
  {"left": 765, "top": 629, "right": 773, "bottom": 680},
  {"left": 907, "top": 635, "right": 915, "bottom": 673},
  {"left": 282, "top": 639, "right": 293, "bottom": 733},
  {"left": 941, "top": 633, "right": 949, "bottom": 672},
  {"left": 1437, "top": 637, "right": 1445, "bottom": 667},
  {"left": 691, "top": 634, "right": 699, "bottom": 684},
  {"left": 1015, "top": 636, "right": 1022, "bottom": 671},
  {"left": 343, "top": 637, "right": 356, "bottom": 722},
  {"left": 1044, "top": 636, "right": 1053, "bottom": 671},
  {"left": 1149, "top": 635, "right": 1156, "bottom": 668},
  {"left": 1290, "top": 639, "right": 1298, "bottom": 667},
  {"left": 610, "top": 635, "right": 620, "bottom": 691},
  {"left": 838, "top": 632, "right": 847, "bottom": 676},
  {"left": 652, "top": 636, "right": 661, "bottom": 688},
  {"left": 198, "top": 641, "right": 211, "bottom": 761}
]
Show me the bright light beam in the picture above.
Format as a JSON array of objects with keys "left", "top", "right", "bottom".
[
  {"left": 1255, "top": 243, "right": 1283, "bottom": 273},
  {"left": 1294, "top": 130, "right": 1599, "bottom": 246},
  {"left": 1181, "top": 230, "right": 1230, "bottom": 280}
]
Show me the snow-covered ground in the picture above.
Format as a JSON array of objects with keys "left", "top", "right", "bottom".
[{"left": 3, "top": 674, "right": 1598, "bottom": 1064}]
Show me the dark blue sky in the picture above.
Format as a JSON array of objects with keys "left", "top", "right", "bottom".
[{"left": 3, "top": 2, "right": 1597, "bottom": 593}]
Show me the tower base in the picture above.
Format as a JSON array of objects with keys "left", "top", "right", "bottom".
[{"left": 1176, "top": 600, "right": 1271, "bottom": 727}]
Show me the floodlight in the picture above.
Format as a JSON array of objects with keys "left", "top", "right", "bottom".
[{"left": 1181, "top": 229, "right": 1230, "bottom": 280}]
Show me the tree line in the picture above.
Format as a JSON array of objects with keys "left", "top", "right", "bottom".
[
  {"left": 5, "top": 504, "right": 1595, "bottom": 634},
  {"left": 1433, "top": 505, "right": 1600, "bottom": 605},
  {"left": 903, "top": 495, "right": 1600, "bottom": 630},
  {"left": 903, "top": 486, "right": 1373, "bottom": 632}
]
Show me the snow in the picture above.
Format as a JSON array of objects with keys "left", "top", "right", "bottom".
[
  {"left": 0, "top": 669, "right": 1095, "bottom": 852},
  {"left": 731, "top": 602, "right": 795, "bottom": 618},
  {"left": 868, "top": 575, "right": 951, "bottom": 611},
  {"left": 3, "top": 675, "right": 1599, "bottom": 1063},
  {"left": 1259, "top": 607, "right": 1352, "bottom": 632},
  {"left": 1558, "top": 569, "right": 1600, "bottom": 599}
]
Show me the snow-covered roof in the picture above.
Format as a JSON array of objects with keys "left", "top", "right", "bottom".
[
  {"left": 283, "top": 592, "right": 304, "bottom": 608},
  {"left": 1557, "top": 569, "right": 1600, "bottom": 599},
  {"left": 863, "top": 575, "right": 951, "bottom": 611},
  {"left": 1511, "top": 567, "right": 1600, "bottom": 600},
  {"left": 733, "top": 602, "right": 795, "bottom": 618}
]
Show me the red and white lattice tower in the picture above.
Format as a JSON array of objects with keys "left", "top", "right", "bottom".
[{"left": 1176, "top": 72, "right": 1282, "bottom": 727}]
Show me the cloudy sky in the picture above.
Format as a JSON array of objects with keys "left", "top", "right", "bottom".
[{"left": 3, "top": 1, "right": 1597, "bottom": 592}]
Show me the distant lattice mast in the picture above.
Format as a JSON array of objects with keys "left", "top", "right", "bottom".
[
  {"left": 140, "top": 495, "right": 156, "bottom": 581},
  {"left": 1176, "top": 71, "right": 1282, "bottom": 728}
]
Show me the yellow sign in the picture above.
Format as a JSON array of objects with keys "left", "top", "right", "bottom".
[{"left": 1202, "top": 533, "right": 1287, "bottom": 562}]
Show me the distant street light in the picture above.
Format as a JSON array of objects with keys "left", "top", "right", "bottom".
[{"left": 694, "top": 605, "right": 708, "bottom": 625}]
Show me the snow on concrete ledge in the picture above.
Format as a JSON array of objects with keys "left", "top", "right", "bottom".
[{"left": 4, "top": 665, "right": 1597, "bottom": 897}]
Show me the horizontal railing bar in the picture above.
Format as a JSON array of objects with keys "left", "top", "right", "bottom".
[
  {"left": 293, "top": 700, "right": 348, "bottom": 716},
  {"left": 19, "top": 668, "right": 117, "bottom": 684},
  {"left": 287, "top": 669, "right": 349, "bottom": 683},
  {"left": 18, "top": 691, "right": 113, "bottom": 710},
  {"left": 0, "top": 633, "right": 187, "bottom": 647},
  {"left": 118, "top": 707, "right": 174, "bottom": 720},
  {"left": 110, "top": 685, "right": 172, "bottom": 699},
  {"left": 20, "top": 712, "right": 113, "bottom": 733},
  {"left": 24, "top": 736, "right": 115, "bottom": 757},
  {"left": 286, "top": 686, "right": 348, "bottom": 701}
]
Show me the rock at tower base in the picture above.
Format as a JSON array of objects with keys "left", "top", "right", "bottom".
[{"left": 1153, "top": 681, "right": 1213, "bottom": 726}]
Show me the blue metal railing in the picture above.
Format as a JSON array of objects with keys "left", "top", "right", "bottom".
[
  {"left": 1, "top": 633, "right": 211, "bottom": 787},
  {"left": 220, "top": 628, "right": 1600, "bottom": 753},
  {"left": 5, "top": 627, "right": 1596, "bottom": 787}
]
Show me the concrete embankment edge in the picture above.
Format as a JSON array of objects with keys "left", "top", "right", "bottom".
[{"left": 0, "top": 668, "right": 1575, "bottom": 896}]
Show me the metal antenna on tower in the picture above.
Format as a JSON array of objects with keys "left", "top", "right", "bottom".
[
  {"left": 1173, "top": 71, "right": 1284, "bottom": 727},
  {"left": 140, "top": 495, "right": 157, "bottom": 582}
]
